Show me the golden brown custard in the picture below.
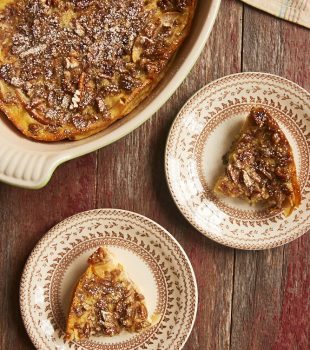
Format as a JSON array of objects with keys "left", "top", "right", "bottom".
[{"left": 0, "top": 0, "right": 196, "bottom": 140}]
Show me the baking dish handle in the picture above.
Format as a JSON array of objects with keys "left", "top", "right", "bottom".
[{"left": 0, "top": 149, "right": 59, "bottom": 189}]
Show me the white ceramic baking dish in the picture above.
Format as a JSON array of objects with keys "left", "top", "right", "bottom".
[{"left": 0, "top": 0, "right": 221, "bottom": 189}]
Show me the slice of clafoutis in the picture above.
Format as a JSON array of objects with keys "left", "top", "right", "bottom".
[
  {"left": 214, "top": 107, "right": 301, "bottom": 216},
  {"left": 66, "top": 247, "right": 150, "bottom": 341}
]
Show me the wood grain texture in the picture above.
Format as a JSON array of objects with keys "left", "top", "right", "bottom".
[
  {"left": 0, "top": 155, "right": 97, "bottom": 350},
  {"left": 96, "top": 2, "right": 242, "bottom": 349},
  {"left": 230, "top": 4, "right": 310, "bottom": 350},
  {"left": 0, "top": 1, "right": 309, "bottom": 349}
]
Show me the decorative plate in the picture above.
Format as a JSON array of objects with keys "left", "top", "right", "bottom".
[
  {"left": 20, "top": 209, "right": 198, "bottom": 349},
  {"left": 165, "top": 72, "right": 310, "bottom": 250}
]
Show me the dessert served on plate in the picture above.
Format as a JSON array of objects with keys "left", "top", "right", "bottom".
[
  {"left": 0, "top": 0, "right": 196, "bottom": 141},
  {"left": 20, "top": 209, "right": 198, "bottom": 348},
  {"left": 66, "top": 246, "right": 151, "bottom": 341},
  {"left": 214, "top": 107, "right": 301, "bottom": 216},
  {"left": 165, "top": 72, "right": 309, "bottom": 249}
]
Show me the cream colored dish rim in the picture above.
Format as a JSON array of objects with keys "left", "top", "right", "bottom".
[{"left": 0, "top": 0, "right": 221, "bottom": 189}]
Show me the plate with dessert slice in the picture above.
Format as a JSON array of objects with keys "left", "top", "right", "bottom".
[
  {"left": 20, "top": 209, "right": 198, "bottom": 349},
  {"left": 165, "top": 72, "right": 310, "bottom": 250}
]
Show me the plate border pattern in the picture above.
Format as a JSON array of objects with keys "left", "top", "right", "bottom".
[
  {"left": 165, "top": 72, "right": 310, "bottom": 250},
  {"left": 20, "top": 209, "right": 198, "bottom": 350}
]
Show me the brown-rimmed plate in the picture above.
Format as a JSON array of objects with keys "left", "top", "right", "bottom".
[
  {"left": 20, "top": 209, "right": 198, "bottom": 349},
  {"left": 165, "top": 72, "right": 310, "bottom": 250}
]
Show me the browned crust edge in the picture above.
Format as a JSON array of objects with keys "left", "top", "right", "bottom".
[{"left": 0, "top": 1, "right": 197, "bottom": 142}]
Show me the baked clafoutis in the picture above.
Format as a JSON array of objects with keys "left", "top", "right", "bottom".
[
  {"left": 66, "top": 247, "right": 151, "bottom": 341},
  {"left": 214, "top": 107, "right": 301, "bottom": 216},
  {"left": 0, "top": 0, "right": 196, "bottom": 141}
]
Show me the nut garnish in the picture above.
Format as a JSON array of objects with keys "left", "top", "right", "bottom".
[
  {"left": 69, "top": 89, "right": 81, "bottom": 109},
  {"left": 65, "top": 57, "right": 79, "bottom": 69},
  {"left": 66, "top": 247, "right": 151, "bottom": 341},
  {"left": 214, "top": 107, "right": 301, "bottom": 216},
  {"left": 0, "top": 0, "right": 195, "bottom": 140}
]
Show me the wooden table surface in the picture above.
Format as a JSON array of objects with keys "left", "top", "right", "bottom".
[{"left": 0, "top": 1, "right": 309, "bottom": 349}]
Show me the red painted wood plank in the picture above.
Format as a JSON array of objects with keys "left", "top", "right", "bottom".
[
  {"left": 0, "top": 1, "right": 308, "bottom": 349},
  {"left": 0, "top": 154, "right": 97, "bottom": 349},
  {"left": 273, "top": 237, "right": 310, "bottom": 350},
  {"left": 230, "top": 4, "right": 310, "bottom": 350}
]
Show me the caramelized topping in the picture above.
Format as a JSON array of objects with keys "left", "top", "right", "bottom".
[
  {"left": 66, "top": 247, "right": 150, "bottom": 341},
  {"left": 0, "top": 0, "right": 148, "bottom": 124},
  {"left": 0, "top": 0, "right": 192, "bottom": 133},
  {"left": 215, "top": 107, "right": 301, "bottom": 215}
]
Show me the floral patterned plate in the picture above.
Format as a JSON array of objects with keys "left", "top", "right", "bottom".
[
  {"left": 20, "top": 209, "right": 198, "bottom": 350},
  {"left": 165, "top": 72, "right": 310, "bottom": 250}
]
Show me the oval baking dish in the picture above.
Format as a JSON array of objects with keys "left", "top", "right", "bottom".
[{"left": 0, "top": 0, "right": 221, "bottom": 189}]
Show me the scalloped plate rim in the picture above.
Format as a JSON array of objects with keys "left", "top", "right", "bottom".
[
  {"left": 165, "top": 72, "right": 310, "bottom": 250},
  {"left": 19, "top": 208, "right": 198, "bottom": 350}
]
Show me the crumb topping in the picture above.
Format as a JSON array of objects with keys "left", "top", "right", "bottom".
[
  {"left": 0, "top": 0, "right": 191, "bottom": 131},
  {"left": 67, "top": 247, "right": 150, "bottom": 340},
  {"left": 215, "top": 107, "right": 301, "bottom": 211}
]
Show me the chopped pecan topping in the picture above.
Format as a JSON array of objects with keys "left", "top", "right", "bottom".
[
  {"left": 0, "top": 0, "right": 193, "bottom": 139},
  {"left": 215, "top": 107, "right": 301, "bottom": 214},
  {"left": 66, "top": 247, "right": 151, "bottom": 341}
]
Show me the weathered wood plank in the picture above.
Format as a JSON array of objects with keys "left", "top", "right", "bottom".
[
  {"left": 0, "top": 154, "right": 97, "bottom": 350},
  {"left": 273, "top": 237, "right": 310, "bottom": 349},
  {"left": 0, "top": 1, "right": 308, "bottom": 349},
  {"left": 230, "top": 4, "right": 310, "bottom": 350},
  {"left": 96, "top": 1, "right": 243, "bottom": 349}
]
